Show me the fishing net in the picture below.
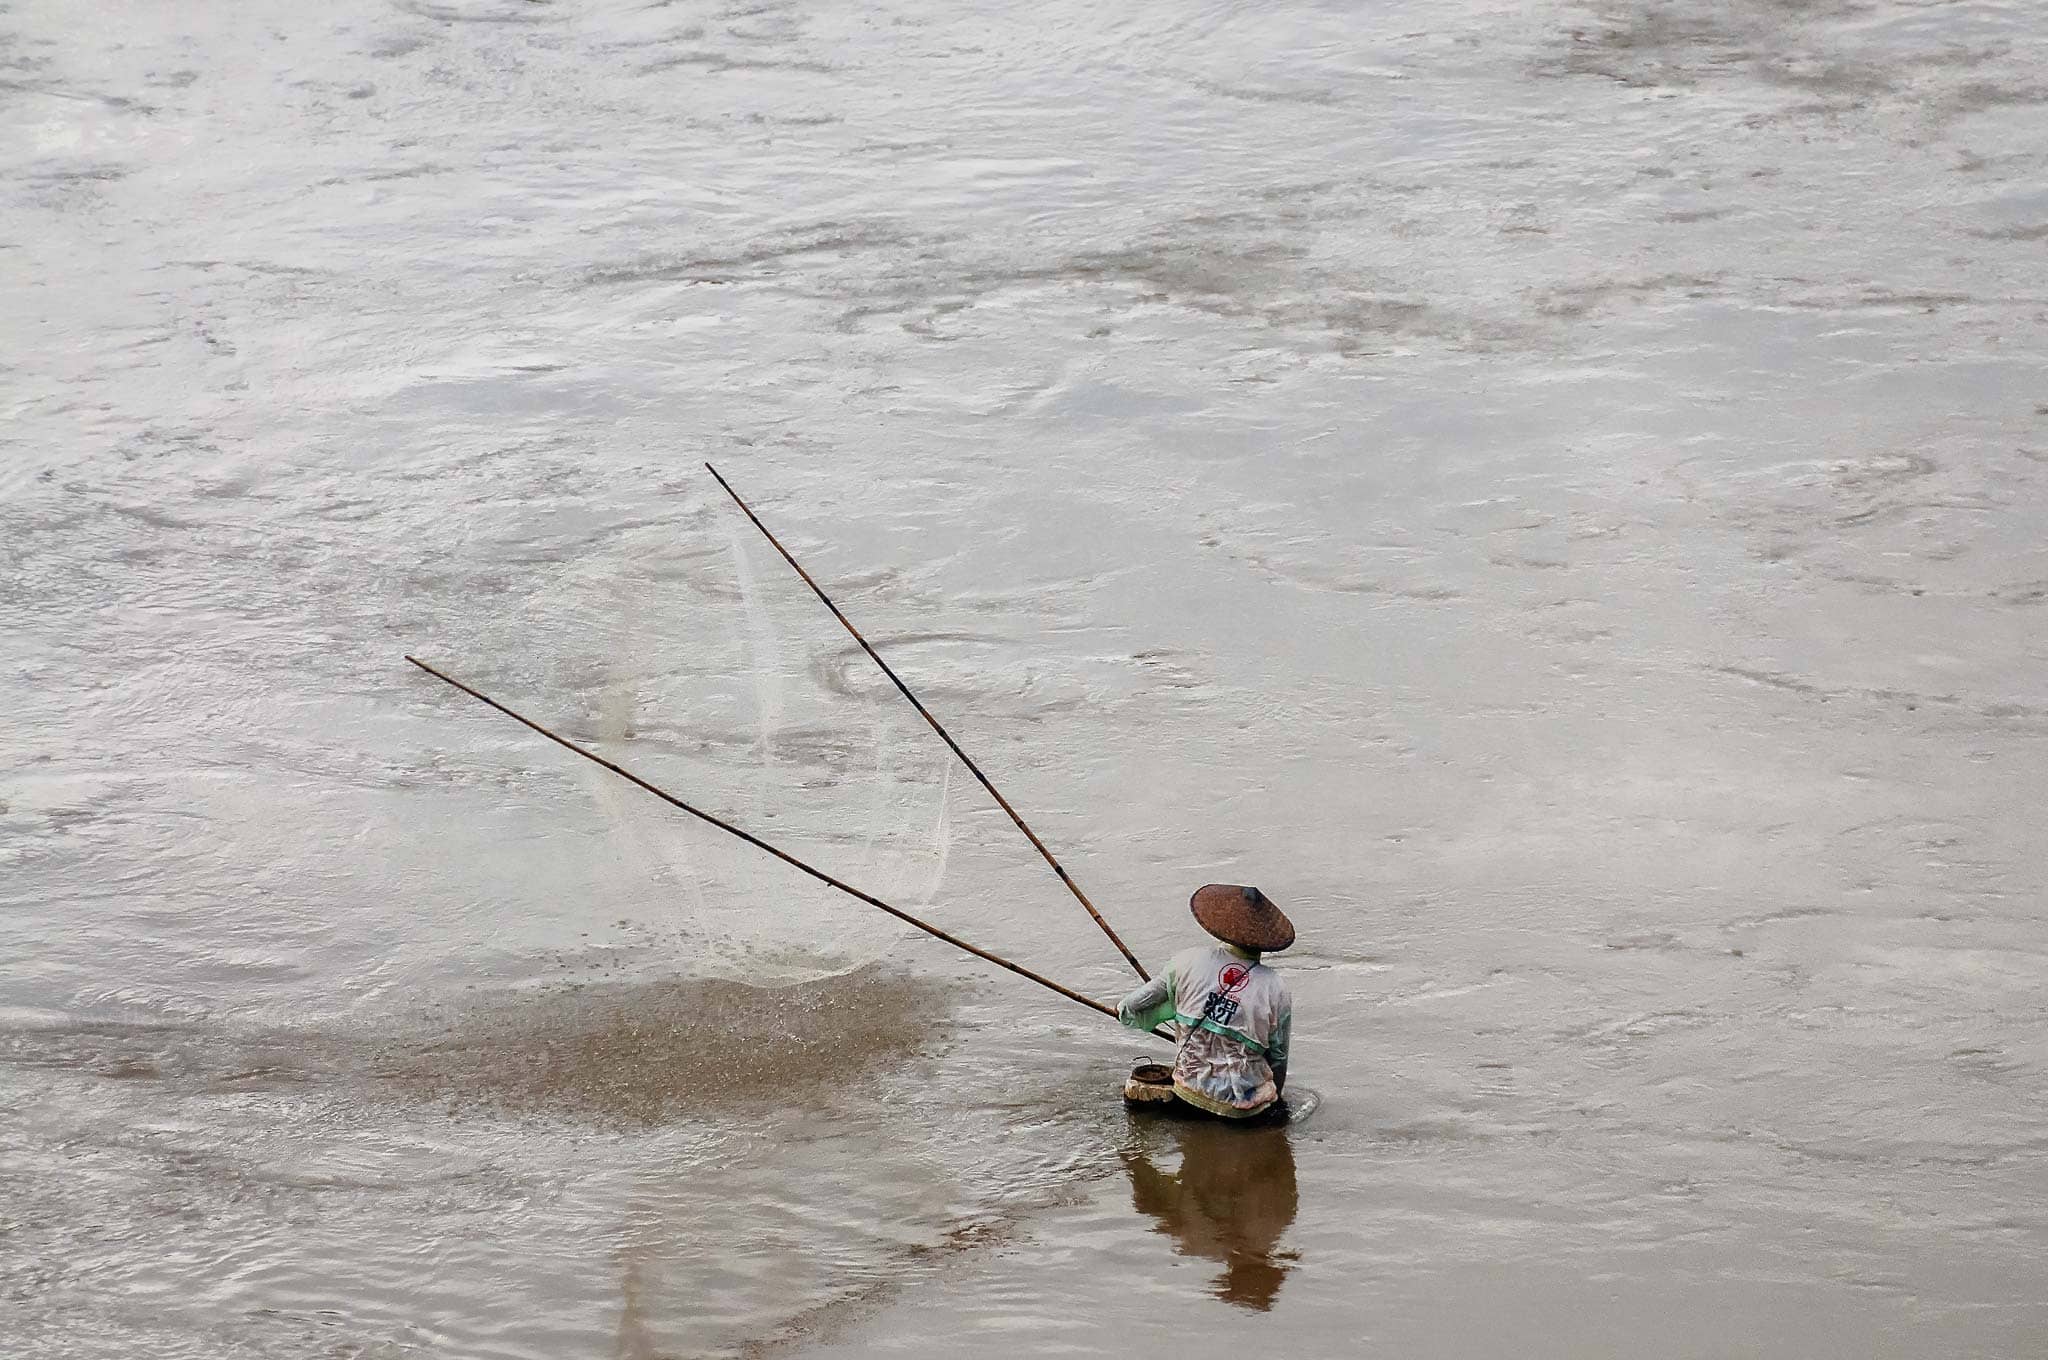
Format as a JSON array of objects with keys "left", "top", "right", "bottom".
[{"left": 577, "top": 525, "right": 955, "bottom": 987}]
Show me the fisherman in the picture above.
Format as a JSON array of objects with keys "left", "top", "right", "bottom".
[{"left": 1118, "top": 884, "right": 1294, "bottom": 1119}]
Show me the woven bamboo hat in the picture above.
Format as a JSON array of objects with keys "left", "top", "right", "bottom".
[{"left": 1190, "top": 883, "right": 1295, "bottom": 953}]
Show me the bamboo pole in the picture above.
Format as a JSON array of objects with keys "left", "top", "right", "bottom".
[
  {"left": 404, "top": 656, "right": 1170, "bottom": 1039},
  {"left": 703, "top": 463, "right": 1152, "bottom": 981}
]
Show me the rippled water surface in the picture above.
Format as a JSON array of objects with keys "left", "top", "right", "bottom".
[{"left": 5, "top": 0, "right": 2047, "bottom": 1355}]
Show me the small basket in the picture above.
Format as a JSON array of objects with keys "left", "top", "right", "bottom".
[{"left": 1122, "top": 1059, "right": 1176, "bottom": 1105}]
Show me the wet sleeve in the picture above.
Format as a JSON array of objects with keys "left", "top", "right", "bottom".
[
  {"left": 1265, "top": 1007, "right": 1291, "bottom": 1065},
  {"left": 1118, "top": 970, "right": 1174, "bottom": 1032}
]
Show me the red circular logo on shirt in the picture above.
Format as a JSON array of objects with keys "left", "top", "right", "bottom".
[{"left": 1218, "top": 963, "right": 1251, "bottom": 994}]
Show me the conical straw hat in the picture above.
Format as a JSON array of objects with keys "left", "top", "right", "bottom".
[{"left": 1190, "top": 884, "right": 1295, "bottom": 953}]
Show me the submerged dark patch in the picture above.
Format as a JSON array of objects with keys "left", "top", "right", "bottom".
[{"left": 370, "top": 966, "right": 951, "bottom": 1126}]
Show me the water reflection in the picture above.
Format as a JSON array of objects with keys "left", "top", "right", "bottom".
[
  {"left": 1121, "top": 1114, "right": 1300, "bottom": 1311},
  {"left": 614, "top": 1218, "right": 661, "bottom": 1360}
]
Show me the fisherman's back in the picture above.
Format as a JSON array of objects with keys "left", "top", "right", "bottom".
[{"left": 1118, "top": 885, "right": 1296, "bottom": 1119}]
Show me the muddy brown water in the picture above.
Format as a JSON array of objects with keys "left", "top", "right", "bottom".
[{"left": 4, "top": 0, "right": 2047, "bottom": 1355}]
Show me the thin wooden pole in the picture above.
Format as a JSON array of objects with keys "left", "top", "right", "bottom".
[
  {"left": 703, "top": 463, "right": 1152, "bottom": 981},
  {"left": 404, "top": 656, "right": 1169, "bottom": 1039}
]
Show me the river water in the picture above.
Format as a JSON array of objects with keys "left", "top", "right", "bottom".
[{"left": 4, "top": 0, "right": 2046, "bottom": 1355}]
